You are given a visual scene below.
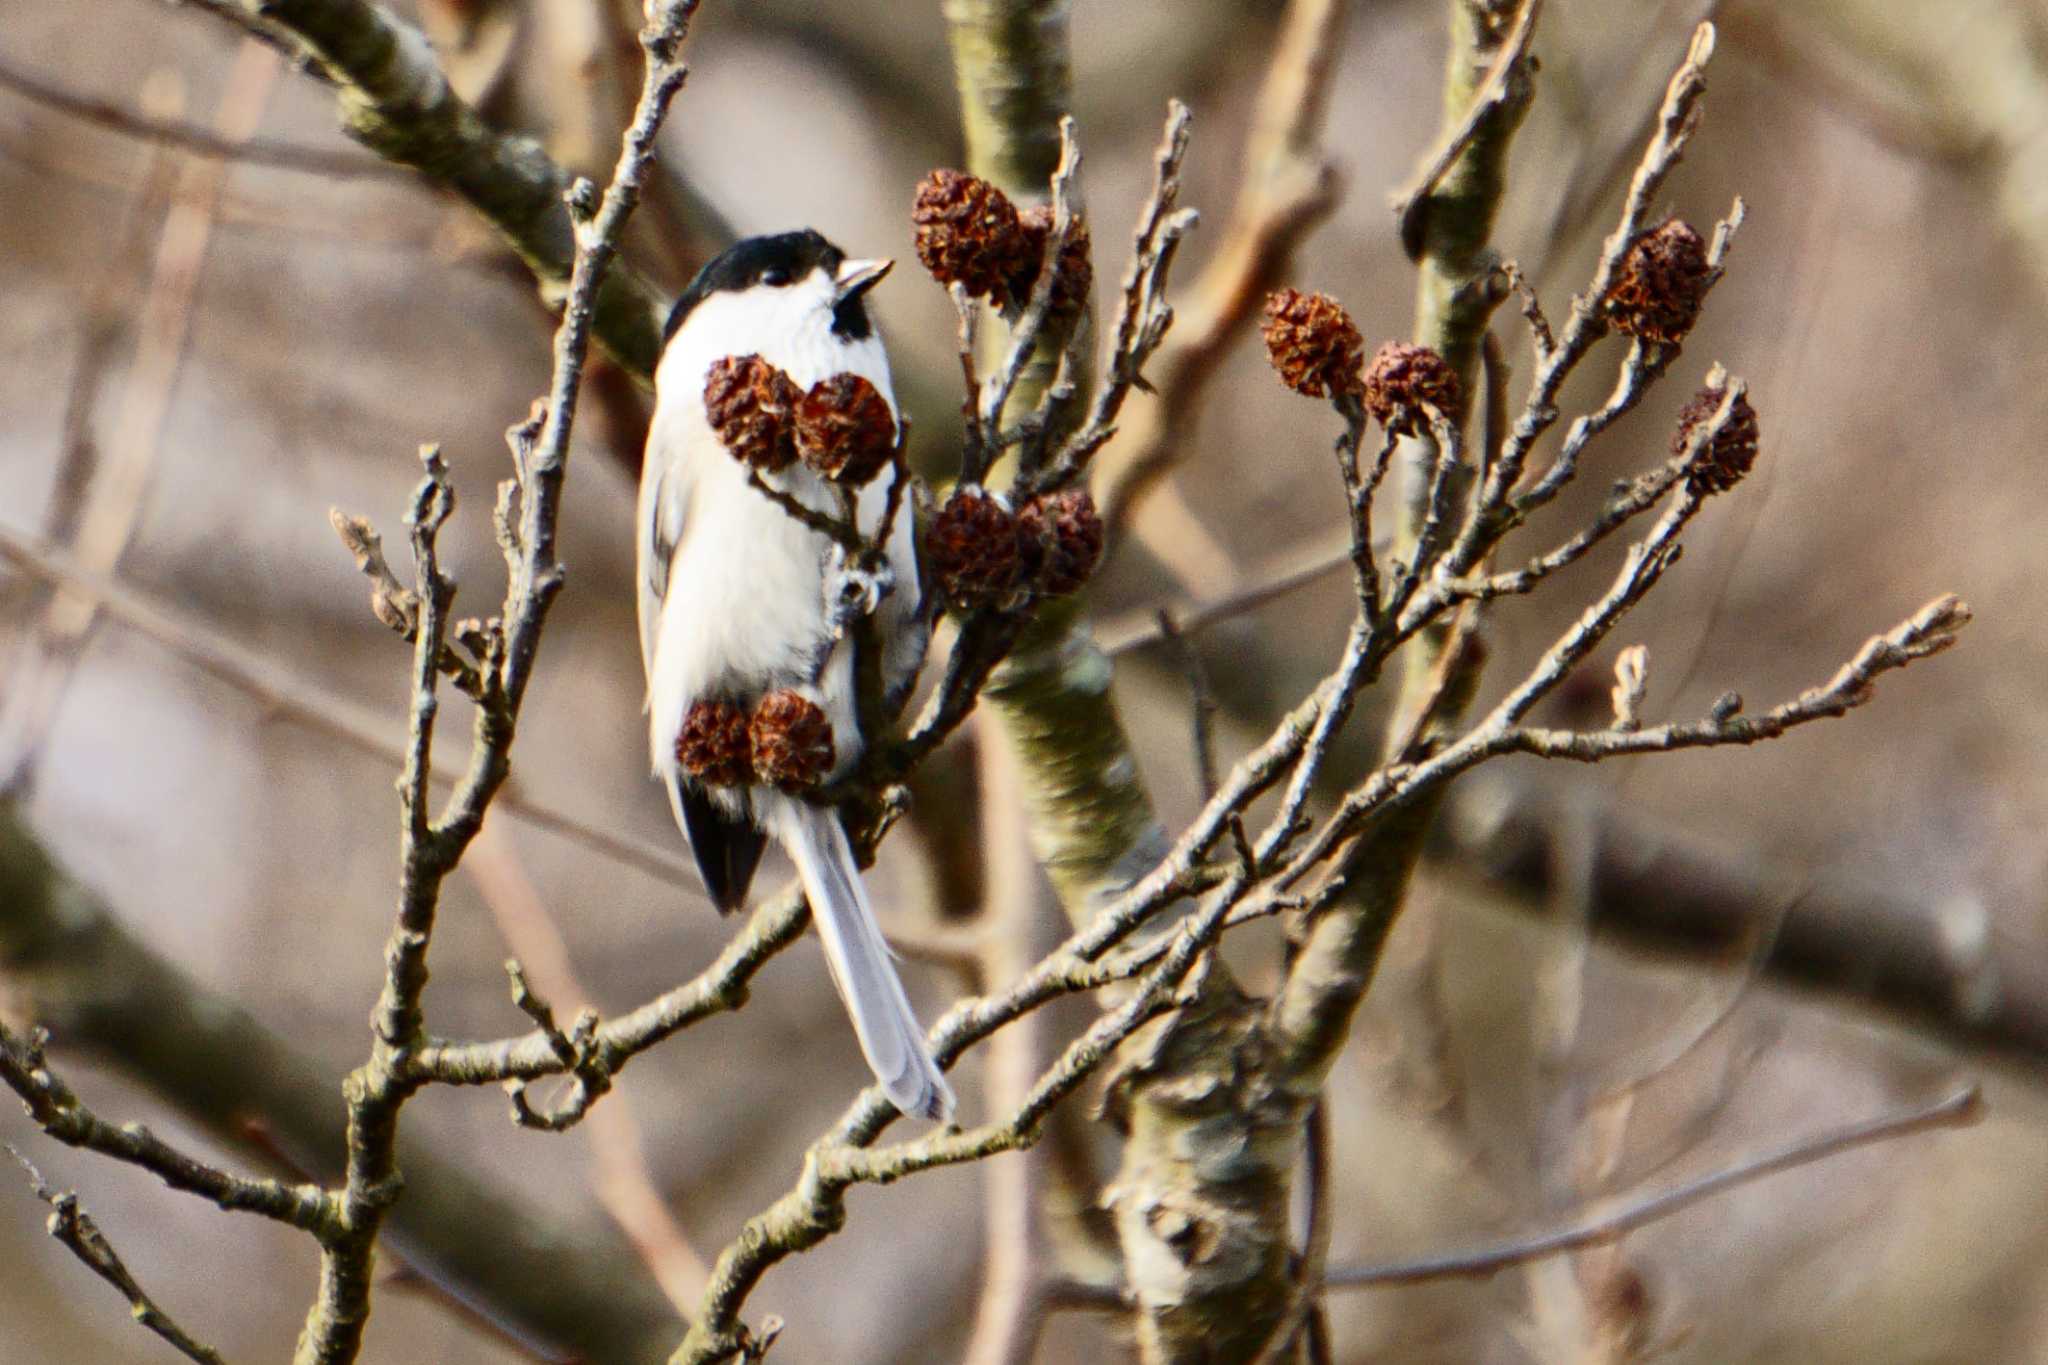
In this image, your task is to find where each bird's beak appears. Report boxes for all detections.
[834,257,893,304]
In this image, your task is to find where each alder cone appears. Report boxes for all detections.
[911,169,1033,304]
[1361,341,1460,435]
[1017,488,1104,596]
[704,354,801,471]
[795,373,897,486]
[676,700,752,787]
[1606,218,1712,346]
[1673,384,1759,495]
[1261,289,1364,399]
[1007,205,1093,317]
[749,690,836,792]
[926,488,1025,609]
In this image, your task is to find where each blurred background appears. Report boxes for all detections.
[4,0,2048,1360]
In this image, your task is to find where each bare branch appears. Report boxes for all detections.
[1284,594,1971,885]
[8,1147,228,1365]
[328,504,489,700]
[1450,22,1722,570]
[0,1022,332,1234]
[294,10,703,1361]
[0,523,702,890]
[1032,101,1200,493]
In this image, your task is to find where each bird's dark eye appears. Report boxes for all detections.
[760,268,791,287]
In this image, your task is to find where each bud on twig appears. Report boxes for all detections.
[676,700,753,787]
[1361,341,1460,435]
[1673,383,1759,495]
[926,488,1025,609]
[1611,644,1649,732]
[749,690,835,792]
[705,355,802,472]
[1261,289,1364,398]
[912,170,1035,306]
[1606,218,1712,346]
[1017,488,1105,596]
[795,373,897,486]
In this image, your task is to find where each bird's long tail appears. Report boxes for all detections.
[775,799,955,1121]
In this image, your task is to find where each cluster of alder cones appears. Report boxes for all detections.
[910,168,1092,318]
[907,165,1107,610]
[676,689,836,793]
[1260,288,1462,435]
[925,484,1104,610]
[705,356,898,487]
[1259,214,1755,493]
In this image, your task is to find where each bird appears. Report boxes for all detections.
[637,229,955,1122]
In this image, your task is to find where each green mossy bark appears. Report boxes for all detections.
[262,0,668,376]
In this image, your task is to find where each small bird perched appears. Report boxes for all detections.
[638,229,954,1121]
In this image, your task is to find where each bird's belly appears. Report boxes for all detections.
[654,467,835,710]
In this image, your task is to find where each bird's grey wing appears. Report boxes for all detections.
[636,449,687,680]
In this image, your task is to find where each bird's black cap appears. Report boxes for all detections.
[663,229,875,344]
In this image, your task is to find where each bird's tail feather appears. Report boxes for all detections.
[776,800,955,1122]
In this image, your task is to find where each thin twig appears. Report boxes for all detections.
[0,47,400,179]
[0,523,703,888]
[1323,1083,1983,1287]
[1030,101,1199,494]
[1094,0,1349,533]
[1446,22,1721,577]
[463,822,712,1309]
[0,1023,332,1233]
[7,1147,229,1365]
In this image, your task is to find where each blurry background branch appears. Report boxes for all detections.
[1092,0,1350,598]
[0,803,684,1362]
[1321,1081,1982,1289]
[164,0,673,375]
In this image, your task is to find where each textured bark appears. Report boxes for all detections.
[1102,980,1303,1364]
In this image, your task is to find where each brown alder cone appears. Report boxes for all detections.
[1008,204,1094,318]
[1361,341,1460,436]
[911,169,1034,305]
[1605,218,1712,346]
[749,690,836,792]
[1261,289,1365,398]
[926,488,1025,609]
[1673,384,1760,495]
[704,354,802,471]
[676,700,753,787]
[1017,488,1105,596]
[794,373,897,486]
